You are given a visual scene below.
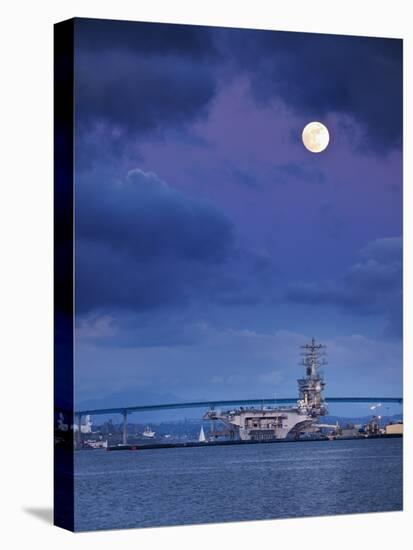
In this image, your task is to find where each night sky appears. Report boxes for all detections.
[73,19,402,414]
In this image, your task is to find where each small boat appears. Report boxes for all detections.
[142,426,156,438]
[198,425,206,443]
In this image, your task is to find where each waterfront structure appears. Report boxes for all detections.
[73,414,93,434]
[385,422,403,435]
[204,338,328,441]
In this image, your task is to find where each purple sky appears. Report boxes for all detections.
[73,19,402,416]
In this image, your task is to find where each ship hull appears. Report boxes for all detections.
[205,407,317,441]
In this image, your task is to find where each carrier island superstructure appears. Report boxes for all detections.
[204,338,328,441]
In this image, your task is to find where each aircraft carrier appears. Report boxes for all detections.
[204,337,328,441]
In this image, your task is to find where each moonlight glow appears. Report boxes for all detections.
[302,121,330,153]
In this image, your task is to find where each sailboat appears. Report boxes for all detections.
[198,425,206,443]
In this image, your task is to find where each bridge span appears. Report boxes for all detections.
[76,396,403,417]
[74,396,403,445]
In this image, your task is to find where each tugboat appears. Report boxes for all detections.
[142,426,156,438]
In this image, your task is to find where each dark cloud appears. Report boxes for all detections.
[74,20,220,170]
[77,169,232,262]
[75,169,276,316]
[75,169,232,313]
[75,18,219,59]
[286,237,402,337]
[75,53,216,137]
[224,29,402,152]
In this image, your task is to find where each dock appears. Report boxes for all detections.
[104,433,402,452]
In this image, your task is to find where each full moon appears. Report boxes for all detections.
[302,121,330,153]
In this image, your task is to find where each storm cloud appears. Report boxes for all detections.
[75,169,276,316]
[223,29,402,152]
[286,237,402,337]
[74,19,219,171]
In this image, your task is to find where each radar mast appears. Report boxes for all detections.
[297,337,327,416]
